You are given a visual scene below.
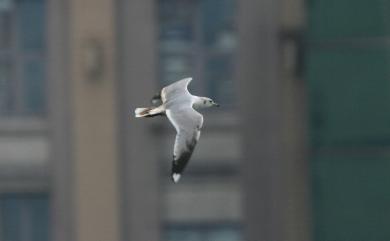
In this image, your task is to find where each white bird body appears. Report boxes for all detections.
[135,78,219,183]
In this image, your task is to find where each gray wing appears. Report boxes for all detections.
[161,77,192,103]
[166,106,203,182]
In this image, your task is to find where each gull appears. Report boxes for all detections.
[135,77,219,183]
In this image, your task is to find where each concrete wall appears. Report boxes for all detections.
[50,0,121,241]
[237,0,310,241]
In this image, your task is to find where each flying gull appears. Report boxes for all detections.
[135,77,219,183]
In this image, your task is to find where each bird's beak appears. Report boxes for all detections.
[214,102,220,107]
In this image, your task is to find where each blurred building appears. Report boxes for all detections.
[306,1,390,241]
[0,0,389,241]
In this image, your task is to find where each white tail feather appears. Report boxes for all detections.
[135,107,150,117]
[135,106,165,118]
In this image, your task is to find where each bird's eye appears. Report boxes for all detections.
[209,100,212,103]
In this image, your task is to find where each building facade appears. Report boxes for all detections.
[4,0,389,241]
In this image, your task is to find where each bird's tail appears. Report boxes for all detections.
[135,106,165,118]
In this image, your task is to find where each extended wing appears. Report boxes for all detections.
[166,107,203,183]
[161,77,192,103]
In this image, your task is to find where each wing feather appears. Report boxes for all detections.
[166,107,203,182]
[161,77,192,103]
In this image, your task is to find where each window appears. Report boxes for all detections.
[0,193,50,241]
[157,2,242,240]
[0,0,46,116]
[0,0,49,238]
[158,0,237,107]
[165,224,242,241]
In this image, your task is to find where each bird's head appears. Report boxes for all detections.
[199,97,219,108]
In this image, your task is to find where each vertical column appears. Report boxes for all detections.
[48,0,74,241]
[117,1,161,241]
[236,0,286,241]
[68,0,120,241]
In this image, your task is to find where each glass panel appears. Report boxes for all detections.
[0,0,14,11]
[23,59,46,114]
[0,0,46,117]
[0,59,14,114]
[166,229,203,241]
[308,0,389,40]
[205,55,234,106]
[0,11,12,50]
[161,54,194,86]
[307,48,390,147]
[158,0,237,107]
[201,0,236,50]
[166,225,242,241]
[0,194,50,241]
[17,0,45,51]
[159,0,195,46]
[207,228,242,241]
[308,2,390,241]
[159,0,196,88]
[312,156,390,241]
[1,196,22,241]
[30,196,50,241]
